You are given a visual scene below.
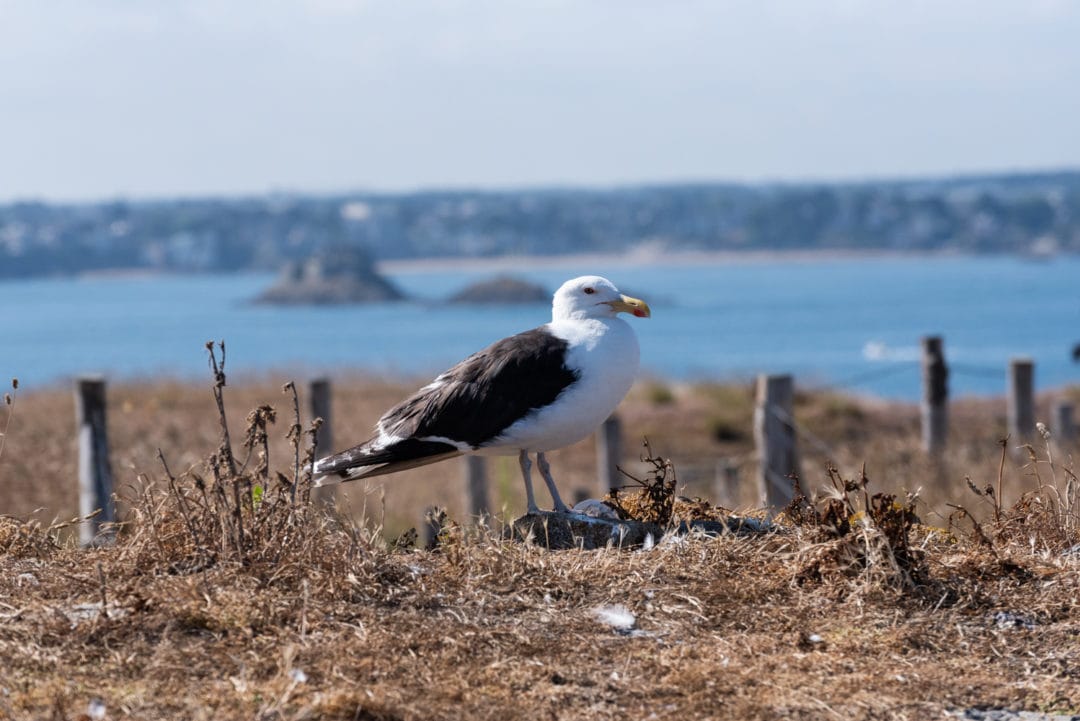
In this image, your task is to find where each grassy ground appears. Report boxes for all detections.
[2,475,1079,720]
[1,370,1080,719]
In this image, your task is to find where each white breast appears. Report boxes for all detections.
[480,316,640,453]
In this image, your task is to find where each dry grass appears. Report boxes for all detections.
[2,477,1080,719]
[3,360,1080,719]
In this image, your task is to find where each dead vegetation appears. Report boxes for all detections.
[602,440,679,525]
[601,439,734,527]
[2,355,1080,719]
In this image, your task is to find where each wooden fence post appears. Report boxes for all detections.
[1007,358,1035,442]
[596,415,622,494]
[920,335,948,454]
[714,459,740,508]
[464,456,489,518]
[76,376,115,547]
[754,374,799,510]
[308,378,335,507]
[1054,400,1076,446]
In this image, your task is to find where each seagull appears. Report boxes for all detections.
[312,275,651,514]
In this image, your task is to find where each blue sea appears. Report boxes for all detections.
[1,255,1078,400]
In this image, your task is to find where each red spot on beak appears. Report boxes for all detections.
[633,309,647,318]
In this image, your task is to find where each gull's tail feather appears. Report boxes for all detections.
[312,438,464,487]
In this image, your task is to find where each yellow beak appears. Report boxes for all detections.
[606,294,651,318]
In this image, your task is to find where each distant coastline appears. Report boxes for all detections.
[4,169,1078,280]
[378,248,972,274]
[64,247,1063,281]
[64,248,973,280]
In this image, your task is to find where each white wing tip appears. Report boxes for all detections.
[312,473,341,488]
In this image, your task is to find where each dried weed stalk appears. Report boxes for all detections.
[602,439,733,525]
[0,377,17,466]
[951,430,1080,555]
[603,438,677,524]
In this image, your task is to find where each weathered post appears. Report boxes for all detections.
[463,455,489,518]
[714,459,740,508]
[1007,358,1035,442]
[754,374,799,510]
[920,335,948,454]
[76,376,115,547]
[596,415,622,494]
[309,377,335,507]
[1053,400,1076,446]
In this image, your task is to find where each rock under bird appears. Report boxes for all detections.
[312,275,651,514]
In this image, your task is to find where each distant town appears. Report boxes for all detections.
[1,170,1078,279]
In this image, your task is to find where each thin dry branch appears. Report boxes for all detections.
[0,377,18,467]
[157,448,203,553]
[205,340,237,477]
[282,381,302,505]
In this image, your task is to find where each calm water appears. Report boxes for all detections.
[1,256,1078,400]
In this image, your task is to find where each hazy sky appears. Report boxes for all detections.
[2,0,1079,202]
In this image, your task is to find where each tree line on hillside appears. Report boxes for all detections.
[1,171,1078,278]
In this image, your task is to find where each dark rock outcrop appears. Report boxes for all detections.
[448,275,549,304]
[254,246,405,305]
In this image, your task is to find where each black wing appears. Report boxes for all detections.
[380,326,579,447]
[314,327,579,480]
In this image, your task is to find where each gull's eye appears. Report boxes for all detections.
[583,287,596,295]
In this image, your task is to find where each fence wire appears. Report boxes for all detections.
[804,361,916,395]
